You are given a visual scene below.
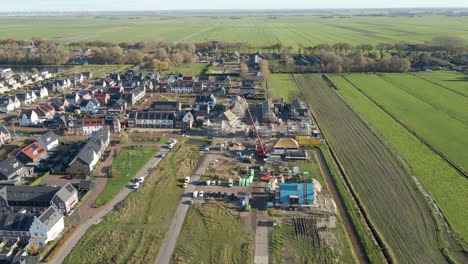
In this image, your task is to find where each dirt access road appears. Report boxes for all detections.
[50,147,171,264]
[154,153,224,264]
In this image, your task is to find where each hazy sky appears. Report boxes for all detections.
[2,0,468,12]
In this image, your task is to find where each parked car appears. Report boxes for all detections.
[65,174,73,180]
[193,191,198,197]
[199,191,204,197]
[206,180,211,186]
[183,183,188,188]
[138,177,145,183]
[133,182,140,189]
[187,199,194,205]
[185,176,191,183]
[216,180,222,186]
[228,178,233,187]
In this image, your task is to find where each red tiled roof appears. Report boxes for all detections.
[18,142,46,160]
[83,119,104,127]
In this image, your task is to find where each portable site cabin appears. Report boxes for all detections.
[278,183,314,205]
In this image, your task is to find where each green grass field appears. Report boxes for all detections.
[64,144,200,264]
[332,74,468,250]
[0,14,467,46]
[344,74,468,172]
[171,202,253,264]
[93,146,159,207]
[412,71,468,97]
[294,74,446,264]
[268,74,298,102]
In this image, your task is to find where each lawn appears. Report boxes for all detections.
[268,74,298,102]
[412,71,468,97]
[93,145,158,207]
[332,74,468,251]
[162,63,210,76]
[294,74,446,264]
[130,136,169,143]
[171,202,254,264]
[344,74,468,172]
[64,144,200,264]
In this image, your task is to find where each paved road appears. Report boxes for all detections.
[254,223,269,264]
[154,153,220,264]
[50,147,171,264]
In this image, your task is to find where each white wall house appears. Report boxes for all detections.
[19,110,41,126]
[29,206,64,246]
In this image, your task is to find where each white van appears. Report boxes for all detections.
[193,191,198,197]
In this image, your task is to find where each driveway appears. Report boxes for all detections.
[154,153,223,264]
[50,147,171,264]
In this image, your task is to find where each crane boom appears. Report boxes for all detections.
[244,99,266,157]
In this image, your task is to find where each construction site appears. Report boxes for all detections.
[189,96,348,263]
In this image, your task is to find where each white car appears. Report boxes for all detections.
[228,178,233,187]
[138,177,145,183]
[199,191,204,197]
[183,183,188,188]
[185,176,191,183]
[133,182,140,189]
[206,180,211,186]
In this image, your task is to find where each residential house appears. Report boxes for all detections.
[67,129,110,174]
[124,86,145,105]
[214,75,232,88]
[44,82,60,94]
[174,111,194,130]
[37,131,59,151]
[50,99,69,112]
[64,93,80,107]
[36,103,56,122]
[0,98,15,113]
[79,99,100,114]
[28,205,65,245]
[150,101,181,112]
[0,184,78,214]
[30,86,49,99]
[93,91,110,105]
[9,96,21,109]
[82,72,93,80]
[76,89,92,101]
[0,158,33,185]
[67,118,120,135]
[103,116,121,133]
[247,52,265,69]
[195,94,217,109]
[18,110,41,126]
[0,125,11,147]
[0,206,64,245]
[15,142,47,165]
[107,85,124,95]
[107,98,127,114]
[49,114,74,129]
[290,98,310,120]
[67,119,103,136]
[128,111,175,129]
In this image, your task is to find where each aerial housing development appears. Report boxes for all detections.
[0,4,466,264]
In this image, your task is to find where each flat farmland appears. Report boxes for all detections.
[268,74,298,102]
[0,14,467,46]
[293,74,446,264]
[331,75,468,254]
[344,74,468,172]
[412,71,468,97]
